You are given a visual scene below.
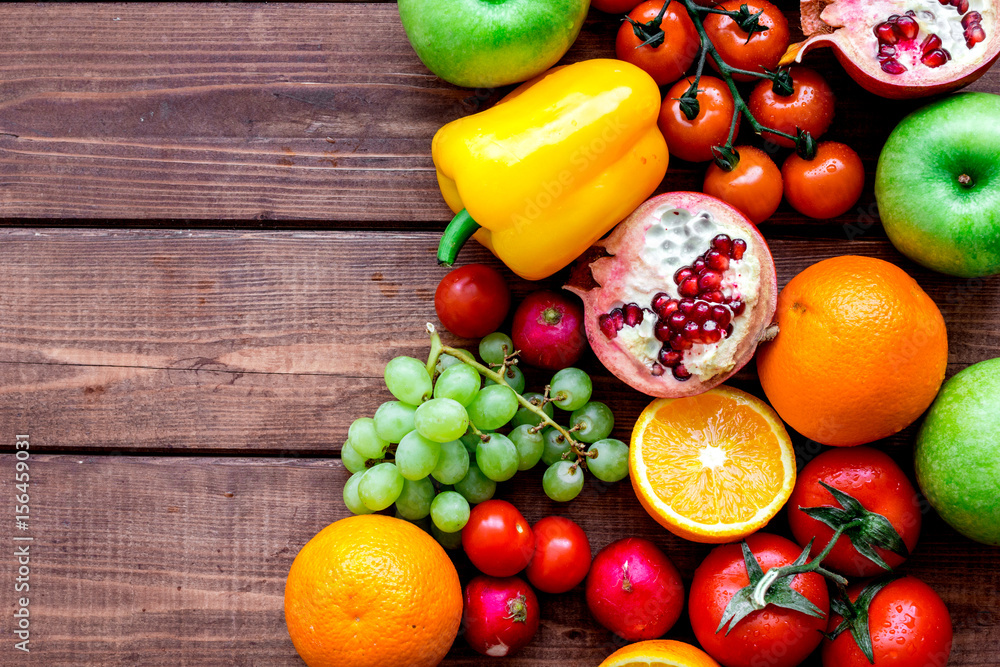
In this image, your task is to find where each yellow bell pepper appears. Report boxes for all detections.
[433,58,669,281]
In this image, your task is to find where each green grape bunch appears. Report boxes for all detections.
[340,323,632,550]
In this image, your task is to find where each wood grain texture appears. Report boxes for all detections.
[2,2,997,228]
[0,228,996,453]
[1,455,997,666]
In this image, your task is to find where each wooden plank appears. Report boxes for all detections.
[2,455,998,666]
[3,3,998,227]
[0,228,997,453]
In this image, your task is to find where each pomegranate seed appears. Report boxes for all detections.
[724,324,734,338]
[711,305,732,327]
[682,320,702,342]
[693,260,708,276]
[881,58,908,74]
[922,48,950,67]
[679,277,700,298]
[878,43,897,58]
[730,300,746,316]
[711,234,732,255]
[705,250,730,272]
[698,270,723,291]
[670,334,693,351]
[921,34,942,53]
[967,25,986,47]
[956,0,969,13]
[896,15,918,39]
[679,298,696,315]
[651,363,665,377]
[701,320,722,344]
[674,267,694,285]
[654,320,672,342]
[672,364,692,381]
[658,348,682,367]
[875,21,899,44]
[669,311,688,331]
[703,290,724,303]
[730,239,747,260]
[623,303,644,327]
[963,12,982,28]
[691,302,711,324]
[598,313,618,339]
[652,293,677,317]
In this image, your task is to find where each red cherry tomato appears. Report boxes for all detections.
[525,516,591,594]
[822,576,953,667]
[703,0,790,82]
[703,145,783,225]
[788,446,921,578]
[462,500,535,577]
[749,67,835,149]
[782,141,865,219]
[659,76,740,163]
[592,0,643,12]
[434,264,510,339]
[689,533,831,667]
[616,1,700,86]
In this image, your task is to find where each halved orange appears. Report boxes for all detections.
[599,639,721,667]
[629,385,795,544]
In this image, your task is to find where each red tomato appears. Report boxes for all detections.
[782,142,865,220]
[659,76,740,163]
[525,516,591,594]
[788,446,921,577]
[749,67,835,149]
[689,533,830,667]
[592,0,643,12]
[434,264,510,339]
[822,576,953,667]
[703,145,783,225]
[462,500,534,577]
[703,1,790,82]
[615,1,700,86]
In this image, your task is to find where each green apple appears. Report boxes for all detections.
[915,357,1000,546]
[875,92,1000,278]
[397,0,590,89]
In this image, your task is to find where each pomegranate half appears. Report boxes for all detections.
[565,192,777,398]
[783,0,1000,99]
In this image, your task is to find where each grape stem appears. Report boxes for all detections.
[425,323,589,462]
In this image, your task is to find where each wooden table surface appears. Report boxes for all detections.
[2,3,998,666]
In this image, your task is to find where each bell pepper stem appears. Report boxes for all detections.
[437,209,481,267]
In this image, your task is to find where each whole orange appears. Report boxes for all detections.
[284,514,462,667]
[756,255,947,446]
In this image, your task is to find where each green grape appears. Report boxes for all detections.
[541,427,573,466]
[434,363,481,406]
[435,353,463,375]
[512,392,555,428]
[460,431,482,454]
[479,332,514,365]
[484,365,526,394]
[587,438,630,483]
[358,462,404,511]
[467,384,519,430]
[395,431,441,480]
[394,476,436,520]
[543,461,585,502]
[341,440,368,474]
[431,439,470,485]
[348,417,388,459]
[343,471,374,515]
[373,401,417,443]
[430,491,471,533]
[384,356,433,405]
[455,462,497,504]
[432,522,464,550]
[414,398,470,443]
[550,367,593,411]
[476,433,519,482]
[509,424,545,470]
[569,401,615,443]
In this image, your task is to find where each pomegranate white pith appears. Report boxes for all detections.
[566,192,777,398]
[789,0,1000,98]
